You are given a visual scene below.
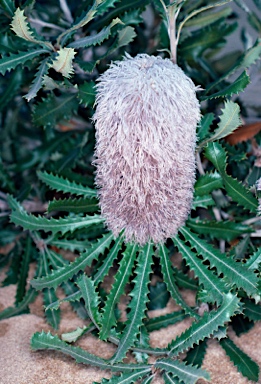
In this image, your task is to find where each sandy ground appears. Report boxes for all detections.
[0,281,261,384]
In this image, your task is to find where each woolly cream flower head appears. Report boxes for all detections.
[93,54,201,245]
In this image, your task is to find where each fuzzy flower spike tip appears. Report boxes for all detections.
[93,54,201,245]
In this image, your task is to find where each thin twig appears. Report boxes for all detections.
[59,0,73,24]
[29,17,65,31]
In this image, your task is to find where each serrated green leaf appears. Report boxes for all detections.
[0,0,15,16]
[68,18,122,49]
[155,358,210,384]
[33,93,78,128]
[205,142,258,212]
[220,338,259,382]
[31,331,151,372]
[99,369,152,384]
[15,236,31,304]
[185,6,232,28]
[110,243,153,363]
[197,113,214,142]
[180,227,259,297]
[116,25,136,48]
[10,209,104,235]
[61,324,93,343]
[194,172,223,196]
[187,219,253,241]
[174,236,226,305]
[148,282,170,310]
[48,237,91,252]
[168,293,239,356]
[11,8,38,44]
[99,243,137,340]
[206,38,261,93]
[49,47,76,78]
[77,274,101,328]
[202,71,250,101]
[199,101,242,147]
[31,233,114,290]
[159,244,199,319]
[243,298,261,321]
[24,58,49,101]
[192,195,216,209]
[0,287,36,320]
[45,290,82,311]
[172,267,198,291]
[146,311,187,332]
[38,171,97,198]
[48,197,99,214]
[43,287,61,329]
[163,372,180,384]
[245,248,261,270]
[0,49,49,75]
[185,340,208,367]
[78,81,95,107]
[93,235,123,284]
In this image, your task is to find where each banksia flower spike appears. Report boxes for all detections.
[93,54,201,245]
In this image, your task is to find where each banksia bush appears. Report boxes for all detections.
[93,53,201,244]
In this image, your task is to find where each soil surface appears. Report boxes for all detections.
[0,280,261,384]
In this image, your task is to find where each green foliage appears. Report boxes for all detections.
[1,1,261,383]
[220,338,259,381]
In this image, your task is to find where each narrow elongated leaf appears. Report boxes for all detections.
[168,293,240,356]
[0,49,49,75]
[62,324,94,343]
[174,236,226,305]
[48,197,99,213]
[186,6,232,28]
[159,244,199,319]
[99,243,138,340]
[194,172,223,196]
[48,237,91,252]
[38,171,97,198]
[77,274,101,328]
[110,243,153,363]
[199,101,242,147]
[192,195,216,209]
[93,235,123,285]
[202,71,250,101]
[187,219,253,241]
[31,331,151,372]
[146,311,187,332]
[43,288,60,329]
[0,288,37,320]
[31,233,114,290]
[245,248,261,270]
[185,340,208,367]
[243,298,261,321]
[197,113,214,142]
[15,236,31,304]
[0,0,15,16]
[45,290,82,311]
[206,38,261,92]
[33,93,78,128]
[68,18,122,49]
[180,227,259,297]
[10,209,104,235]
[24,58,49,101]
[154,358,210,384]
[100,369,152,384]
[220,338,259,382]
[172,267,198,291]
[205,142,258,212]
